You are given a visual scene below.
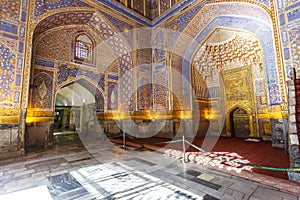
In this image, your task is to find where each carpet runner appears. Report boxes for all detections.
[110,136,290,180]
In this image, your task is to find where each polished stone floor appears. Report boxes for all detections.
[0,132,299,200]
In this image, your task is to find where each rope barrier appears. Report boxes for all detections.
[184,140,300,172]
[146,139,300,172]
[150,139,183,145]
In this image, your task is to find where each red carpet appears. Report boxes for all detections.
[110,136,290,180]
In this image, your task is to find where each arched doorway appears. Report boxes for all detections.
[54,78,104,135]
[230,108,250,138]
[25,8,130,150]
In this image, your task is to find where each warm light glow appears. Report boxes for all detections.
[112,111,128,120]
[203,109,213,119]
[180,111,192,119]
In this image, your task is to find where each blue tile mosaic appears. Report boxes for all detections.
[0,44,16,102]
[284,48,290,60]
[34,0,91,19]
[281,31,287,43]
[277,0,283,9]
[18,42,24,53]
[288,20,300,28]
[16,74,21,86]
[57,65,106,91]
[287,8,300,22]
[286,66,293,78]
[286,1,300,11]
[255,0,270,8]
[279,14,285,26]
[20,26,25,37]
[21,11,27,22]
[2,33,18,40]
[108,74,118,80]
[31,69,54,108]
[14,91,20,103]
[17,58,23,70]
[34,58,55,68]
[0,21,18,34]
[100,11,134,47]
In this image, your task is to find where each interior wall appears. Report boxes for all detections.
[0,0,28,157]
[0,0,298,160]
[164,1,289,143]
[24,2,137,148]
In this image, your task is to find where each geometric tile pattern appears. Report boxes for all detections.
[137,65,152,110]
[0,43,16,104]
[153,64,168,110]
[0,0,21,21]
[32,9,134,111]
[255,0,270,8]
[99,11,134,48]
[277,0,299,85]
[35,27,80,62]
[168,2,271,49]
[289,26,300,71]
[34,24,117,68]
[33,11,94,40]
[89,13,134,111]
[34,0,90,19]
[57,64,105,91]
[31,68,54,109]
[153,28,166,62]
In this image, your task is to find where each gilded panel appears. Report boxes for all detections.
[221,66,255,112]
[0,108,20,124]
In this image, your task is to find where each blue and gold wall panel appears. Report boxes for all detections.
[276,0,300,78]
[0,0,27,123]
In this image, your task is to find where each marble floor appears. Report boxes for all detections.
[0,132,299,200]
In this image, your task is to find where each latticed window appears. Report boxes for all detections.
[74,34,93,63]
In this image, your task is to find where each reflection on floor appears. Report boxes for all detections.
[49,162,204,199]
[0,131,299,200]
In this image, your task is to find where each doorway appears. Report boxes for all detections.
[54,79,104,145]
[230,108,250,138]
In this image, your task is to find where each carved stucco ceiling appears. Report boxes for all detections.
[192,28,262,90]
[206,29,237,46]
[194,28,261,70]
